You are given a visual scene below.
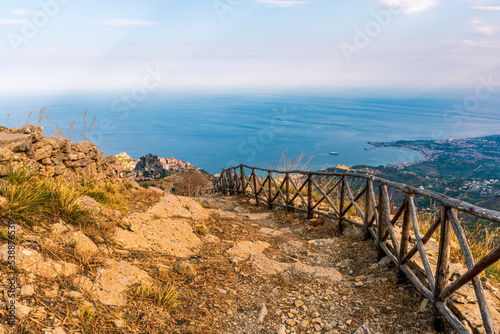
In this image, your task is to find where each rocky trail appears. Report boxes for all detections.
[170,194,438,334]
[1,191,443,334]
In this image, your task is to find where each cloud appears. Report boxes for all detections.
[0,19,24,25]
[470,18,498,35]
[11,9,27,16]
[461,0,500,10]
[459,39,500,47]
[379,0,438,13]
[472,5,500,9]
[255,0,308,7]
[92,19,159,26]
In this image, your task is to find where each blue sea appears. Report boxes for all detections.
[1,91,499,174]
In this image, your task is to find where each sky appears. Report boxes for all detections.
[0,0,499,92]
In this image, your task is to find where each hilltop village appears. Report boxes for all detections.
[115,152,200,180]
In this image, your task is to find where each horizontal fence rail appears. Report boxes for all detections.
[215,164,500,334]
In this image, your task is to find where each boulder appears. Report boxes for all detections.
[174,261,196,276]
[0,245,77,278]
[62,231,99,256]
[227,241,270,260]
[147,194,209,220]
[0,133,32,152]
[113,216,202,258]
[89,259,152,306]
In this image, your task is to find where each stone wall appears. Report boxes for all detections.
[0,126,125,183]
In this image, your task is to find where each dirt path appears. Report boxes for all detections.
[169,194,439,334]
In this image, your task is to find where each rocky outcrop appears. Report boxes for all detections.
[134,154,165,176]
[82,259,153,306]
[0,245,77,279]
[0,126,124,183]
[113,194,207,257]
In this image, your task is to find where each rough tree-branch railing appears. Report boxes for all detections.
[215,164,500,334]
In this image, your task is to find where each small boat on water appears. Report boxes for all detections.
[329,152,339,155]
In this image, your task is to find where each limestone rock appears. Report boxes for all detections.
[112,320,126,329]
[75,196,101,212]
[245,212,271,220]
[90,259,152,306]
[202,234,220,243]
[343,224,363,238]
[258,227,283,236]
[353,321,372,334]
[174,261,196,276]
[0,132,32,152]
[227,241,271,260]
[113,216,202,258]
[20,285,35,297]
[51,221,72,234]
[64,291,84,300]
[147,194,209,220]
[257,303,268,323]
[53,327,67,334]
[289,262,343,281]
[251,253,289,274]
[62,231,99,256]
[0,245,77,278]
[308,238,339,246]
[324,218,336,229]
[419,299,429,313]
[16,303,31,319]
[378,256,392,266]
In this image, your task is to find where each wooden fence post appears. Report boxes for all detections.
[338,176,346,233]
[377,184,387,260]
[433,205,451,331]
[240,166,245,194]
[397,197,411,283]
[364,179,372,240]
[233,168,238,195]
[268,172,273,209]
[286,173,291,211]
[253,169,258,205]
[307,175,313,219]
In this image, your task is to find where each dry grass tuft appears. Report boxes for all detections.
[0,166,93,227]
[193,223,209,236]
[128,282,179,310]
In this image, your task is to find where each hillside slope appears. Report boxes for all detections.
[1,188,447,334]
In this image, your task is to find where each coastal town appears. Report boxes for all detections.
[348,135,500,208]
[368,136,500,168]
[115,152,200,180]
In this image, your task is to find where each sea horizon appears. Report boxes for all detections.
[1,90,499,174]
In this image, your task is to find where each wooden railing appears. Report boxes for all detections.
[215,164,500,334]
